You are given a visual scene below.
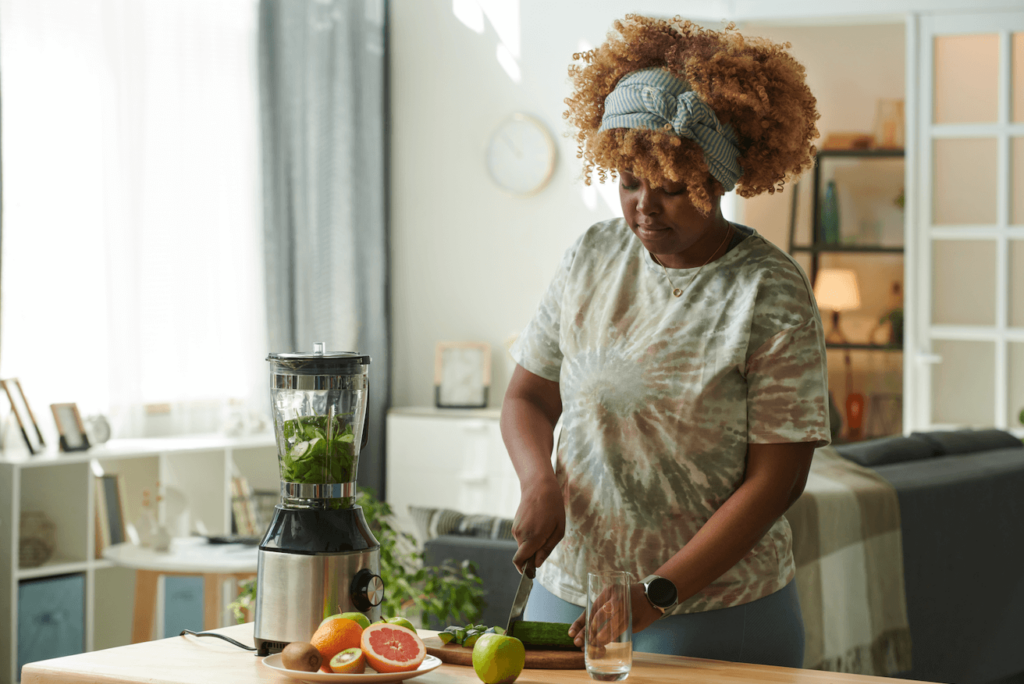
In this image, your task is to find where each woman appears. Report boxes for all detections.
[501,15,829,667]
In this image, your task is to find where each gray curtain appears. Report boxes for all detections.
[259,0,390,497]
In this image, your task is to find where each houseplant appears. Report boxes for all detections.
[229,487,484,628]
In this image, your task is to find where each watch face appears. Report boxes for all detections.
[646,577,678,607]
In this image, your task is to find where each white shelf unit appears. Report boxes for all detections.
[0,433,278,684]
[385,407,520,543]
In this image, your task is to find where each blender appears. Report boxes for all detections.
[253,343,385,656]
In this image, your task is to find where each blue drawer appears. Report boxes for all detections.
[17,574,85,675]
[164,575,204,637]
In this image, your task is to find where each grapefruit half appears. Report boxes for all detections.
[359,622,426,673]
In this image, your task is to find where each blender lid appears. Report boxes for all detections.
[268,343,370,373]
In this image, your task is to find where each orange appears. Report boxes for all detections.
[360,622,426,673]
[310,617,363,673]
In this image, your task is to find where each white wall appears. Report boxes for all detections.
[389,1,907,409]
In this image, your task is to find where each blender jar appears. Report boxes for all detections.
[268,343,369,508]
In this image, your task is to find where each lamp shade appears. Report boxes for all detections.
[813,268,861,311]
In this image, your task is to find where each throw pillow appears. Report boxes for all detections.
[834,434,936,467]
[910,428,1024,456]
[409,505,514,542]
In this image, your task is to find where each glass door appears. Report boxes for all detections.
[908,12,1024,432]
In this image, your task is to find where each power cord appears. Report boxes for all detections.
[180,629,257,652]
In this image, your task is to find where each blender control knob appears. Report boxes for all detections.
[351,569,385,611]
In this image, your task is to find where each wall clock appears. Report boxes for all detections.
[485,113,556,196]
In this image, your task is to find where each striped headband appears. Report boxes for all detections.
[598,67,743,191]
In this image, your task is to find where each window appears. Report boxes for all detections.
[0,0,267,442]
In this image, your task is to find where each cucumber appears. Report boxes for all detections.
[509,621,579,650]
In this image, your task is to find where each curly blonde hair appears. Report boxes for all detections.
[564,14,820,215]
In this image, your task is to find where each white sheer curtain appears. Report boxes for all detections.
[0,0,267,444]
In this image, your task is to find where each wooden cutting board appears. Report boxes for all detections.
[422,636,586,669]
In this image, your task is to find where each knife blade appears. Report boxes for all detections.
[505,558,534,636]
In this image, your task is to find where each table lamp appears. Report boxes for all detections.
[813,268,861,344]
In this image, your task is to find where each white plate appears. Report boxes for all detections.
[262,654,442,683]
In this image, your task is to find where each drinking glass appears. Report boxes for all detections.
[585,571,632,681]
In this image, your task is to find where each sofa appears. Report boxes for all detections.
[419,428,1024,684]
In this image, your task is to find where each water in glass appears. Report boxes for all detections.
[586,641,632,681]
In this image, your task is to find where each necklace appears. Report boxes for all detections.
[653,224,733,298]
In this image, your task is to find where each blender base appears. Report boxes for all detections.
[255,637,290,657]
[252,506,383,653]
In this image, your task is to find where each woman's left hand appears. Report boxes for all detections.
[567,583,664,648]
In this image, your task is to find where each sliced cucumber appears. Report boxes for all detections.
[439,623,508,647]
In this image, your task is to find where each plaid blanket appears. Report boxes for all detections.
[786,446,913,676]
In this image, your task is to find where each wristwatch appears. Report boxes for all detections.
[640,574,678,614]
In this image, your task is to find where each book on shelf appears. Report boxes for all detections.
[94,477,110,557]
[230,475,260,536]
[93,474,127,556]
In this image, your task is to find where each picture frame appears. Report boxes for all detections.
[434,342,491,409]
[50,403,91,452]
[2,378,46,455]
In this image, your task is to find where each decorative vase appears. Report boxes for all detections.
[151,524,172,552]
[821,180,840,245]
[134,489,157,547]
[19,511,56,568]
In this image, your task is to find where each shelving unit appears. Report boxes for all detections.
[789,149,906,440]
[0,433,277,684]
[789,148,905,283]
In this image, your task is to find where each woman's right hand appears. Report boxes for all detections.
[502,364,564,577]
[511,472,565,576]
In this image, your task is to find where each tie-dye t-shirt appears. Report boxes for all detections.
[510,218,831,614]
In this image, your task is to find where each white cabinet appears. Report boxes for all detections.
[0,434,277,684]
[385,408,520,542]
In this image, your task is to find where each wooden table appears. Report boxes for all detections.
[20,624,923,684]
[103,538,258,643]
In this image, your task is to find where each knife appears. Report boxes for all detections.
[505,558,534,636]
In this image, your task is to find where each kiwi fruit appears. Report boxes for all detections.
[280,641,322,672]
